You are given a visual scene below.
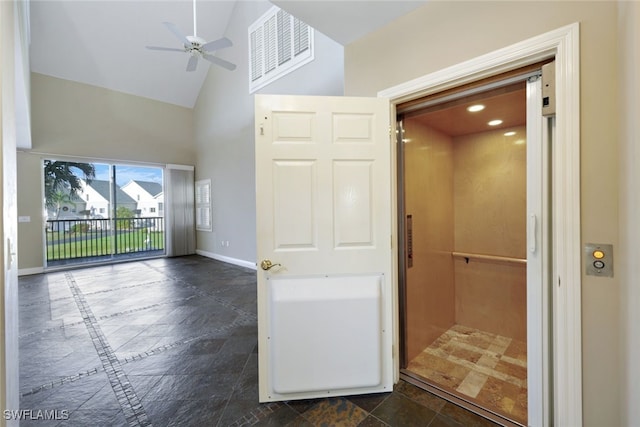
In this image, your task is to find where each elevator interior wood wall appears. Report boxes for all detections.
[404,120,527,361]
[453,127,527,341]
[404,119,455,362]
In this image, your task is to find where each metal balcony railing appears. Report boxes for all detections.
[45,217,165,263]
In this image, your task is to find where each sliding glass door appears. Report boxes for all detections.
[44,159,165,266]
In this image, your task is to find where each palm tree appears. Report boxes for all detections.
[48,191,75,219]
[44,160,95,209]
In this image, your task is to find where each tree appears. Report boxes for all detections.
[44,160,96,209]
[48,191,75,219]
[115,206,135,229]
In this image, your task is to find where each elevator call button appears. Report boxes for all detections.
[585,243,613,278]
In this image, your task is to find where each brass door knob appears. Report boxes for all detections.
[260,259,281,271]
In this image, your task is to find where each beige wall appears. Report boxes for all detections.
[618,0,640,424]
[16,151,44,270]
[345,2,620,425]
[29,73,195,163]
[17,73,196,271]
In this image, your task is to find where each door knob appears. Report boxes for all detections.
[260,259,281,271]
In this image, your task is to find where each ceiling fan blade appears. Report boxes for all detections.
[201,37,232,52]
[146,46,185,52]
[203,54,237,71]
[163,21,191,46]
[186,55,198,72]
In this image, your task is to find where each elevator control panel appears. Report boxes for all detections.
[584,243,613,277]
[542,61,556,117]
[406,215,413,268]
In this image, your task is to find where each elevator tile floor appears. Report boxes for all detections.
[407,325,527,425]
[19,256,500,426]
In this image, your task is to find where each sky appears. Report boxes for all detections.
[91,163,163,187]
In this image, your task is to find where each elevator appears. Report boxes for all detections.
[398,72,548,426]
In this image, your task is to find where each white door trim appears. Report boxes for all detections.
[379,23,581,427]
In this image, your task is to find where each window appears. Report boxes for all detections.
[150,207,156,213]
[195,179,212,232]
[249,6,314,93]
[43,159,166,266]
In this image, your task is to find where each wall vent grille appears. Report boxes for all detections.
[249,6,314,93]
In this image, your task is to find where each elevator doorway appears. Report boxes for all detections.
[398,75,545,426]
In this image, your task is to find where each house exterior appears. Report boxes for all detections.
[154,192,164,218]
[45,193,86,220]
[121,180,164,217]
[44,179,138,220]
[44,179,139,234]
[79,179,137,218]
[78,179,109,218]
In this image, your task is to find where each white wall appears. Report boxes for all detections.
[1,0,20,422]
[618,1,640,424]
[14,0,30,150]
[193,0,344,266]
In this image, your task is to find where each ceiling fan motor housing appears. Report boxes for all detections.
[186,35,207,55]
[186,35,207,46]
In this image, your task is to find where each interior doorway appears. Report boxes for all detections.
[398,77,541,426]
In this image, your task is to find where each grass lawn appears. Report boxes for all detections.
[47,229,165,260]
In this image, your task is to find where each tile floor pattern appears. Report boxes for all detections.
[407,325,528,425]
[19,255,501,426]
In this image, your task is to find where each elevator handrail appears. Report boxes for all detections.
[451,251,527,265]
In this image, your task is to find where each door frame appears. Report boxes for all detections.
[379,23,581,426]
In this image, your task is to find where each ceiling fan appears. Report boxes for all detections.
[146,0,236,72]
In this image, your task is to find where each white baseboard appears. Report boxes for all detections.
[18,267,45,276]
[195,250,257,270]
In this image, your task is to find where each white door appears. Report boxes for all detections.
[255,94,394,402]
[526,75,551,426]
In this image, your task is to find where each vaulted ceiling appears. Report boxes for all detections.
[29,0,428,108]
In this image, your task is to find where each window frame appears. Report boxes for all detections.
[195,179,212,232]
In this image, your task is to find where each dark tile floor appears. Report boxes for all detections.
[19,255,500,426]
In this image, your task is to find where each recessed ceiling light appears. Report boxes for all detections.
[504,131,516,136]
[488,119,503,126]
[467,104,485,112]
[515,139,526,145]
